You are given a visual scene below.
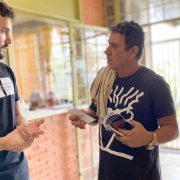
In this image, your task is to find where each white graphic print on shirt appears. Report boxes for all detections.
[99,86,144,160]
[0,77,14,98]
[108,86,144,121]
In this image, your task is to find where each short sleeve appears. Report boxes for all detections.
[6,66,20,102]
[152,77,176,119]
[89,101,97,112]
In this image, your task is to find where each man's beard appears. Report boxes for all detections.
[0,52,5,59]
[0,44,9,60]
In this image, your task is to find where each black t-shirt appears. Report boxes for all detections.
[90,66,176,180]
[0,63,29,180]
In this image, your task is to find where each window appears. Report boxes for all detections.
[12,15,72,104]
[105,0,180,27]
[70,24,109,106]
[105,0,116,28]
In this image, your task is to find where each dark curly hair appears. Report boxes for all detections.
[0,1,15,19]
[110,21,145,59]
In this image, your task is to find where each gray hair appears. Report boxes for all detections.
[29,91,44,106]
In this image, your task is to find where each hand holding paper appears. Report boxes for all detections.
[69,108,95,123]
[69,108,95,129]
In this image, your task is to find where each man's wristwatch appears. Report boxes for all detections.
[145,132,158,150]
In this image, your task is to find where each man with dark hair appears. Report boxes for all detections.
[110,21,145,59]
[0,2,44,180]
[69,21,179,180]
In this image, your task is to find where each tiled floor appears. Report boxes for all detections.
[160,148,180,180]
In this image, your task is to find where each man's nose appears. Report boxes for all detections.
[6,34,12,45]
[104,46,111,55]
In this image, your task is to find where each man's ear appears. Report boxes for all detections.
[129,46,139,58]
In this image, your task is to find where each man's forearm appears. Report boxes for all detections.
[155,125,179,145]
[16,115,29,126]
[0,137,5,151]
[15,101,29,126]
[86,108,98,126]
[155,114,179,145]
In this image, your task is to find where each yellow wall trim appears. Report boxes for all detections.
[7,0,80,22]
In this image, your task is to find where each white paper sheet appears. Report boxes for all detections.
[69,108,95,123]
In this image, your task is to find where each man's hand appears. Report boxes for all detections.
[2,129,34,152]
[16,119,45,141]
[69,109,87,129]
[115,120,152,148]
